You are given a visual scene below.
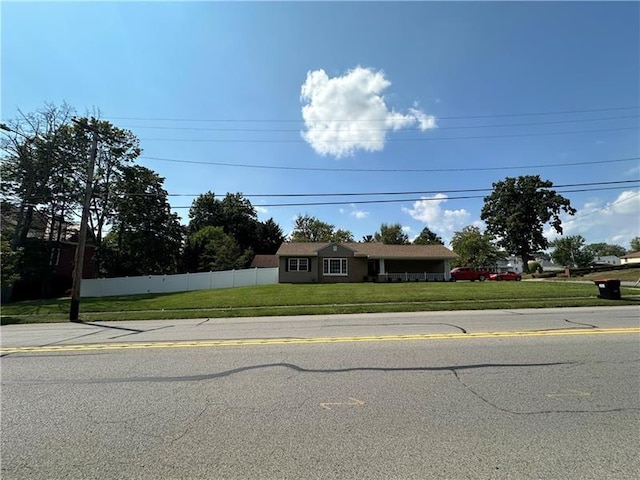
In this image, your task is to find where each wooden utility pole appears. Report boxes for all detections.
[69,122,99,322]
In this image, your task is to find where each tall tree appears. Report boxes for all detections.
[188,191,223,234]
[630,236,640,253]
[413,226,444,245]
[1,107,143,289]
[102,166,184,277]
[219,193,258,251]
[184,226,252,272]
[450,226,505,268]
[550,235,593,268]
[481,175,576,273]
[188,192,259,251]
[332,229,355,242]
[253,218,285,254]
[374,223,409,245]
[291,215,333,242]
[82,119,141,268]
[585,242,627,258]
[1,103,82,249]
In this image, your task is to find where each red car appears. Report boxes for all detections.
[450,267,491,282]
[489,271,522,281]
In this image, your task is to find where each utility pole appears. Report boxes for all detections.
[69,120,99,322]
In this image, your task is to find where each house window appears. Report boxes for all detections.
[288,258,309,272]
[323,258,348,276]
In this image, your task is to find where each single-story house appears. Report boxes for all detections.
[620,251,640,265]
[276,242,459,283]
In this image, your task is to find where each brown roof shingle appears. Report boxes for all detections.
[250,254,279,268]
[276,242,458,260]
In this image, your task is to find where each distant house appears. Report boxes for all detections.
[620,251,640,265]
[276,242,458,283]
[592,255,621,267]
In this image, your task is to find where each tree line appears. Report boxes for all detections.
[2,104,638,299]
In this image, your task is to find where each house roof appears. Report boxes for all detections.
[276,242,459,260]
[250,254,279,268]
[622,251,640,259]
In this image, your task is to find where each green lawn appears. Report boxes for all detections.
[2,281,638,325]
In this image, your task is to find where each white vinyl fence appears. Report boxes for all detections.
[80,268,279,298]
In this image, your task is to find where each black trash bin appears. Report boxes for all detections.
[593,279,621,300]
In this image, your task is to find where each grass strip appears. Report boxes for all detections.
[2,282,638,325]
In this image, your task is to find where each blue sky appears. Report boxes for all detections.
[2,1,639,249]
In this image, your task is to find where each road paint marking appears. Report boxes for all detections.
[1,327,638,355]
[545,389,591,399]
[320,397,366,411]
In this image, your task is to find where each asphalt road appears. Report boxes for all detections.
[1,306,639,479]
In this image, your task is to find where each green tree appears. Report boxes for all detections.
[1,238,22,290]
[332,228,355,242]
[83,118,141,271]
[450,226,506,268]
[291,215,335,242]
[585,242,627,258]
[1,103,82,250]
[253,218,285,254]
[480,175,576,273]
[184,226,252,272]
[103,166,184,276]
[188,191,223,234]
[1,107,142,289]
[374,223,409,245]
[413,226,444,245]
[219,193,258,251]
[188,192,260,253]
[550,235,593,268]
[630,236,640,253]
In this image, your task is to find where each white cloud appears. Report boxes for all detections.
[351,210,369,219]
[300,67,436,158]
[255,206,269,215]
[402,226,412,233]
[340,204,369,219]
[402,194,471,239]
[545,189,640,247]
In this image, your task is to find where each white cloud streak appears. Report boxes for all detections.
[545,190,640,247]
[300,67,436,158]
[403,194,470,240]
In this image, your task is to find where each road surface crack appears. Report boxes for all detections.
[451,369,640,415]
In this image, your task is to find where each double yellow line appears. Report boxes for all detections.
[1,327,638,355]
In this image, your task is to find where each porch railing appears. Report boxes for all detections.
[381,272,446,282]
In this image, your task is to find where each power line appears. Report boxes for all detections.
[140,155,640,173]
[23,179,639,204]
[120,114,639,133]
[105,105,639,123]
[166,184,639,209]
[111,179,636,199]
[566,192,640,222]
[138,126,637,143]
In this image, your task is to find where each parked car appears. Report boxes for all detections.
[489,271,522,281]
[450,267,491,282]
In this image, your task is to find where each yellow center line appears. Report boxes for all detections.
[1,327,638,354]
